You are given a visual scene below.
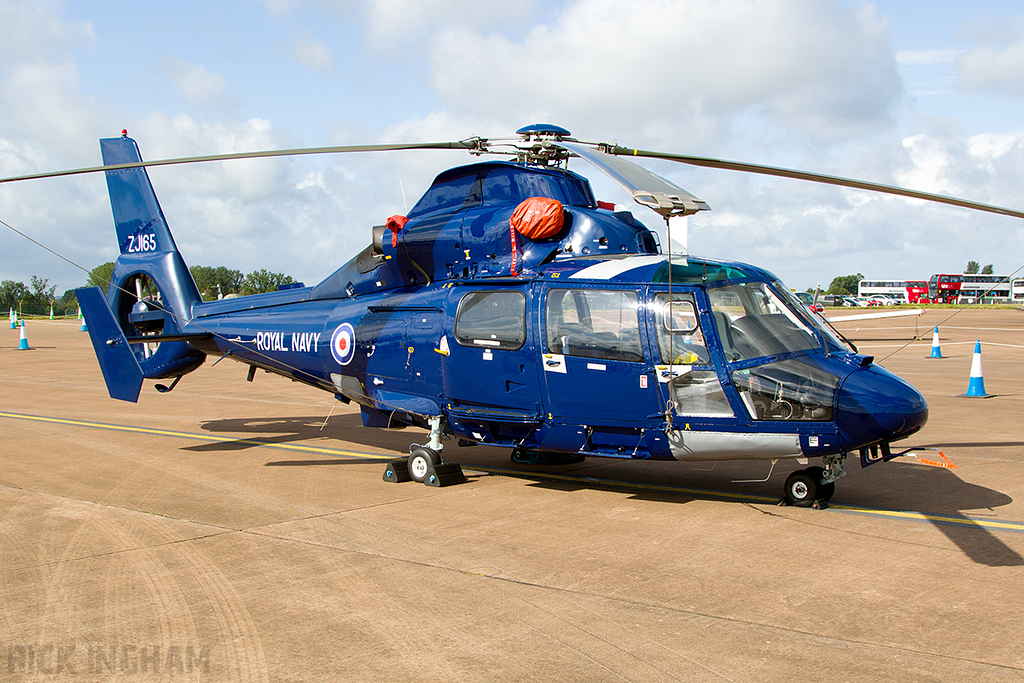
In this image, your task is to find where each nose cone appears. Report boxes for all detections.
[837,365,928,452]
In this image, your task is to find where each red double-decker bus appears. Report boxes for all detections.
[905,280,928,303]
[927,274,963,304]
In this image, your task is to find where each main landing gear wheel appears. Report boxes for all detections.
[783,467,835,507]
[407,447,441,483]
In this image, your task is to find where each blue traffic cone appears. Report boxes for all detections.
[929,327,943,358]
[80,314,88,332]
[9,311,16,329]
[18,321,29,350]
[959,341,993,398]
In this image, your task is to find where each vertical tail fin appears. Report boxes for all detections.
[88,134,206,384]
[101,134,182,256]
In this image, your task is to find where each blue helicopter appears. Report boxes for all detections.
[14,124,1021,506]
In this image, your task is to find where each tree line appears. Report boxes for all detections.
[2,264,295,316]
[964,261,994,275]
[85,263,295,300]
[0,276,63,315]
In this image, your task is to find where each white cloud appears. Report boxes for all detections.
[427,0,901,145]
[0,1,94,61]
[164,58,236,109]
[957,40,1024,97]
[286,29,337,74]
[363,0,538,42]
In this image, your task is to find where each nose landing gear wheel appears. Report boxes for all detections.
[783,466,835,507]
[805,465,835,502]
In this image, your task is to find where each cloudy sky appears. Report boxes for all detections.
[3,0,1024,295]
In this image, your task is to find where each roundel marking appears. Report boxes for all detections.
[331,322,356,365]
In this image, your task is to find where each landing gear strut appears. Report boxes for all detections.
[780,454,845,508]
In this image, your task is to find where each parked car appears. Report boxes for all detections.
[794,291,824,313]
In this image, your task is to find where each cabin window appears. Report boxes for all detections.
[454,290,526,350]
[545,288,643,362]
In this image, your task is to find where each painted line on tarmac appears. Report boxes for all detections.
[0,411,395,462]
[828,504,1024,534]
[464,464,1024,535]
[942,326,1024,332]
[5,411,1024,535]
[856,342,1024,352]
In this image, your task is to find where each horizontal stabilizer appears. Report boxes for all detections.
[76,286,144,402]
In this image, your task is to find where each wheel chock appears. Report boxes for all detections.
[383,460,413,483]
[778,496,829,509]
[423,462,466,487]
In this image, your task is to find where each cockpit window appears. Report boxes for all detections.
[652,293,710,365]
[732,359,838,421]
[651,292,732,417]
[709,282,820,362]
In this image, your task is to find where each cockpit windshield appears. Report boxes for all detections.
[775,286,854,353]
[708,282,821,362]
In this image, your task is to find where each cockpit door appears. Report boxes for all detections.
[645,289,737,421]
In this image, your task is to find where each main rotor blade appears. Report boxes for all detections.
[605,145,1024,221]
[558,140,710,218]
[0,140,479,185]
